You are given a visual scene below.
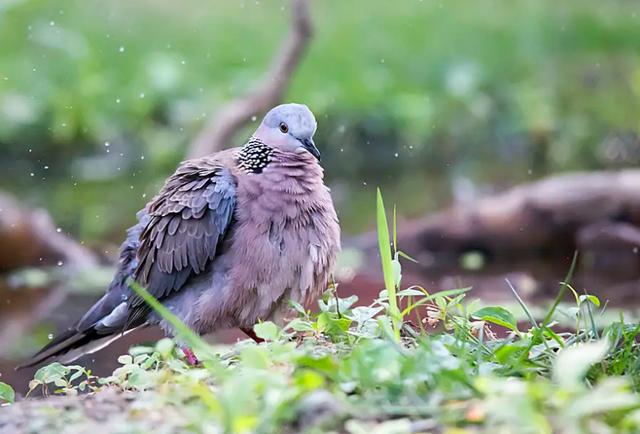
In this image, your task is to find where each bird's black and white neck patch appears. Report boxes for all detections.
[237,139,274,173]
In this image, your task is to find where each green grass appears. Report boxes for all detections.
[2,193,640,433]
[8,281,640,433]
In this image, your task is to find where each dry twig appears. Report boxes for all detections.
[188,0,313,158]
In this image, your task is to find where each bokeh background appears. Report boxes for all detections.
[2,0,640,391]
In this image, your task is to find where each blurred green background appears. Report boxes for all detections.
[1,0,640,241]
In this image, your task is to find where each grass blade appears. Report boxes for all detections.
[128,279,216,361]
[541,251,579,328]
[505,278,538,329]
[376,188,400,340]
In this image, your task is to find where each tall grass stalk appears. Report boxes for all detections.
[376,188,401,341]
[128,279,218,364]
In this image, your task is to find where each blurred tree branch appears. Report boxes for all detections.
[0,193,97,271]
[354,170,640,271]
[187,0,313,158]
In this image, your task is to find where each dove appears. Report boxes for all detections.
[22,103,340,367]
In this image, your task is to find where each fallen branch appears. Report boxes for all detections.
[353,170,640,271]
[188,0,313,158]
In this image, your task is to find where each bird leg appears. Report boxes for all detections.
[241,327,265,344]
[181,346,200,366]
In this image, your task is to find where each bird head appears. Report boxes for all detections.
[254,103,320,160]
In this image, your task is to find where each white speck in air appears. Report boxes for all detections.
[119,46,125,53]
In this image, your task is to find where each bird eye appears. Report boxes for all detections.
[279,122,289,133]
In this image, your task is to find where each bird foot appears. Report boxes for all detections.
[181,346,200,366]
[241,327,265,344]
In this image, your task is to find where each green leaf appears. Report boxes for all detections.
[0,381,15,404]
[155,338,175,357]
[126,366,156,390]
[317,312,351,337]
[117,355,133,365]
[239,346,270,370]
[316,312,352,340]
[68,368,85,383]
[295,354,339,380]
[285,318,315,332]
[288,300,307,315]
[318,294,358,315]
[34,362,69,384]
[402,287,471,317]
[254,321,279,341]
[579,294,600,307]
[472,306,519,332]
[294,369,325,391]
[494,342,528,364]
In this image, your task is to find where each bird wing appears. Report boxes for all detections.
[127,160,237,320]
[75,209,151,332]
[20,159,237,368]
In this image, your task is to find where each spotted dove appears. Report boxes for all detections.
[23,103,340,367]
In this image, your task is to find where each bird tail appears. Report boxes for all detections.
[17,280,145,370]
[17,328,96,369]
[16,326,141,370]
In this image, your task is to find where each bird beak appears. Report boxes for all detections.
[301,138,321,161]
